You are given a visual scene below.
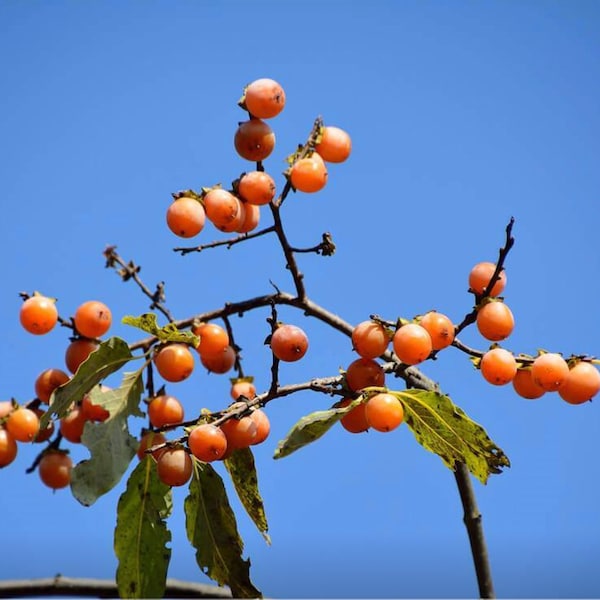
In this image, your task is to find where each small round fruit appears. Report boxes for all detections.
[289,154,328,193]
[315,126,352,163]
[531,353,570,392]
[60,407,87,444]
[243,78,286,119]
[345,358,385,392]
[200,345,236,374]
[249,409,270,445]
[351,321,389,360]
[476,301,514,342]
[193,322,230,359]
[393,323,433,365]
[188,424,228,462]
[35,368,70,404]
[270,324,309,362]
[512,368,546,400]
[419,311,455,351]
[469,262,506,297]
[237,171,276,206]
[65,338,99,374]
[166,196,206,238]
[147,395,185,428]
[0,401,13,419]
[365,393,404,432]
[20,295,58,335]
[234,118,275,162]
[74,300,112,338]
[558,361,600,405]
[80,387,111,422]
[0,428,18,468]
[338,398,369,434]
[137,431,167,461]
[6,407,40,442]
[480,348,518,386]
[154,343,195,382]
[220,416,257,449]
[156,447,193,487]
[230,380,257,401]
[39,451,72,489]
[203,189,244,230]
[236,202,260,234]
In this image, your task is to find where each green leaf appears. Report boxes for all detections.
[273,397,363,459]
[224,447,270,544]
[185,462,262,599]
[114,457,173,599]
[122,313,199,346]
[396,389,510,484]
[41,336,135,429]
[71,370,145,506]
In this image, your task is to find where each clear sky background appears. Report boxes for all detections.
[1,1,600,598]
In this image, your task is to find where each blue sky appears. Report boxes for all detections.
[1,1,600,598]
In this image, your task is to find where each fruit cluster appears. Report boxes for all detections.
[337,259,600,436]
[165,77,351,240]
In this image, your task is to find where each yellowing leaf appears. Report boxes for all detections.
[224,447,270,544]
[396,389,510,484]
[122,313,199,346]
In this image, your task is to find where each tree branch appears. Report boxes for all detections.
[0,576,232,599]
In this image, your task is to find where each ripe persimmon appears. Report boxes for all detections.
[137,430,167,461]
[166,196,206,238]
[531,353,569,392]
[512,368,545,400]
[20,295,58,335]
[220,415,257,449]
[315,126,352,163]
[154,343,195,382]
[289,154,328,193]
[393,323,433,365]
[558,361,600,405]
[74,300,112,339]
[60,406,88,444]
[476,301,514,342]
[351,321,390,360]
[203,189,244,231]
[156,447,193,487]
[201,345,236,374]
[345,358,385,392]
[230,379,256,401]
[249,409,270,445]
[0,427,18,468]
[147,395,185,428]
[237,171,276,206]
[480,348,517,386]
[242,78,286,119]
[35,368,70,403]
[193,321,230,358]
[188,424,228,462]
[234,118,275,162]
[338,398,369,434]
[469,262,506,297]
[270,324,309,362]
[365,393,404,432]
[419,311,455,351]
[6,407,40,442]
[65,338,99,374]
[38,451,72,489]
[235,202,260,234]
